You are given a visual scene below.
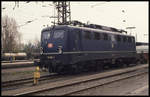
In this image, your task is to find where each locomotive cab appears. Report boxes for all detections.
[41,27,67,53]
[40,26,70,72]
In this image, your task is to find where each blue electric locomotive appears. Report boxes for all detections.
[37,25,136,73]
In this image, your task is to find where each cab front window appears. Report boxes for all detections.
[53,30,64,39]
[42,31,50,41]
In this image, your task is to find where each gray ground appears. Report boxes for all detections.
[2,64,149,96]
[70,72,149,96]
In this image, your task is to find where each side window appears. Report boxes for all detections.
[84,30,91,40]
[53,30,64,39]
[74,29,80,50]
[132,37,135,42]
[128,37,132,42]
[123,36,127,42]
[94,32,101,40]
[116,35,121,42]
[111,35,116,42]
[42,31,50,41]
[76,30,80,40]
[103,33,108,40]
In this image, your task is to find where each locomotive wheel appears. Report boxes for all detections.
[116,62,123,68]
[48,67,53,73]
[125,63,130,67]
[136,60,141,65]
[60,66,69,74]
[109,63,116,68]
[41,67,47,72]
[69,65,80,74]
[95,61,103,71]
[140,58,147,64]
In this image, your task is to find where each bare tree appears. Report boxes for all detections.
[23,41,34,59]
[33,36,41,53]
[2,15,22,53]
[23,38,41,59]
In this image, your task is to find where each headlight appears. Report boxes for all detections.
[40,47,43,53]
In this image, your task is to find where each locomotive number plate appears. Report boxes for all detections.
[47,56,55,59]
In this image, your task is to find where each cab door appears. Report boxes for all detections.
[111,34,117,50]
[74,29,82,51]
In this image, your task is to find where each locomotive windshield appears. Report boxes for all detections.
[53,30,64,39]
[41,31,50,41]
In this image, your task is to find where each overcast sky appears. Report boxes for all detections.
[2,1,149,44]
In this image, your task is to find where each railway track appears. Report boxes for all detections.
[2,68,110,90]
[2,60,31,63]
[2,59,39,63]
[2,64,148,96]
[64,68,148,96]
[2,73,58,90]
[2,59,40,69]
[2,63,134,89]
[2,62,35,69]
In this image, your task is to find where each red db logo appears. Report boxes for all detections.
[48,43,53,48]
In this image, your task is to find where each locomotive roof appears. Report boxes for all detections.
[42,25,134,37]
